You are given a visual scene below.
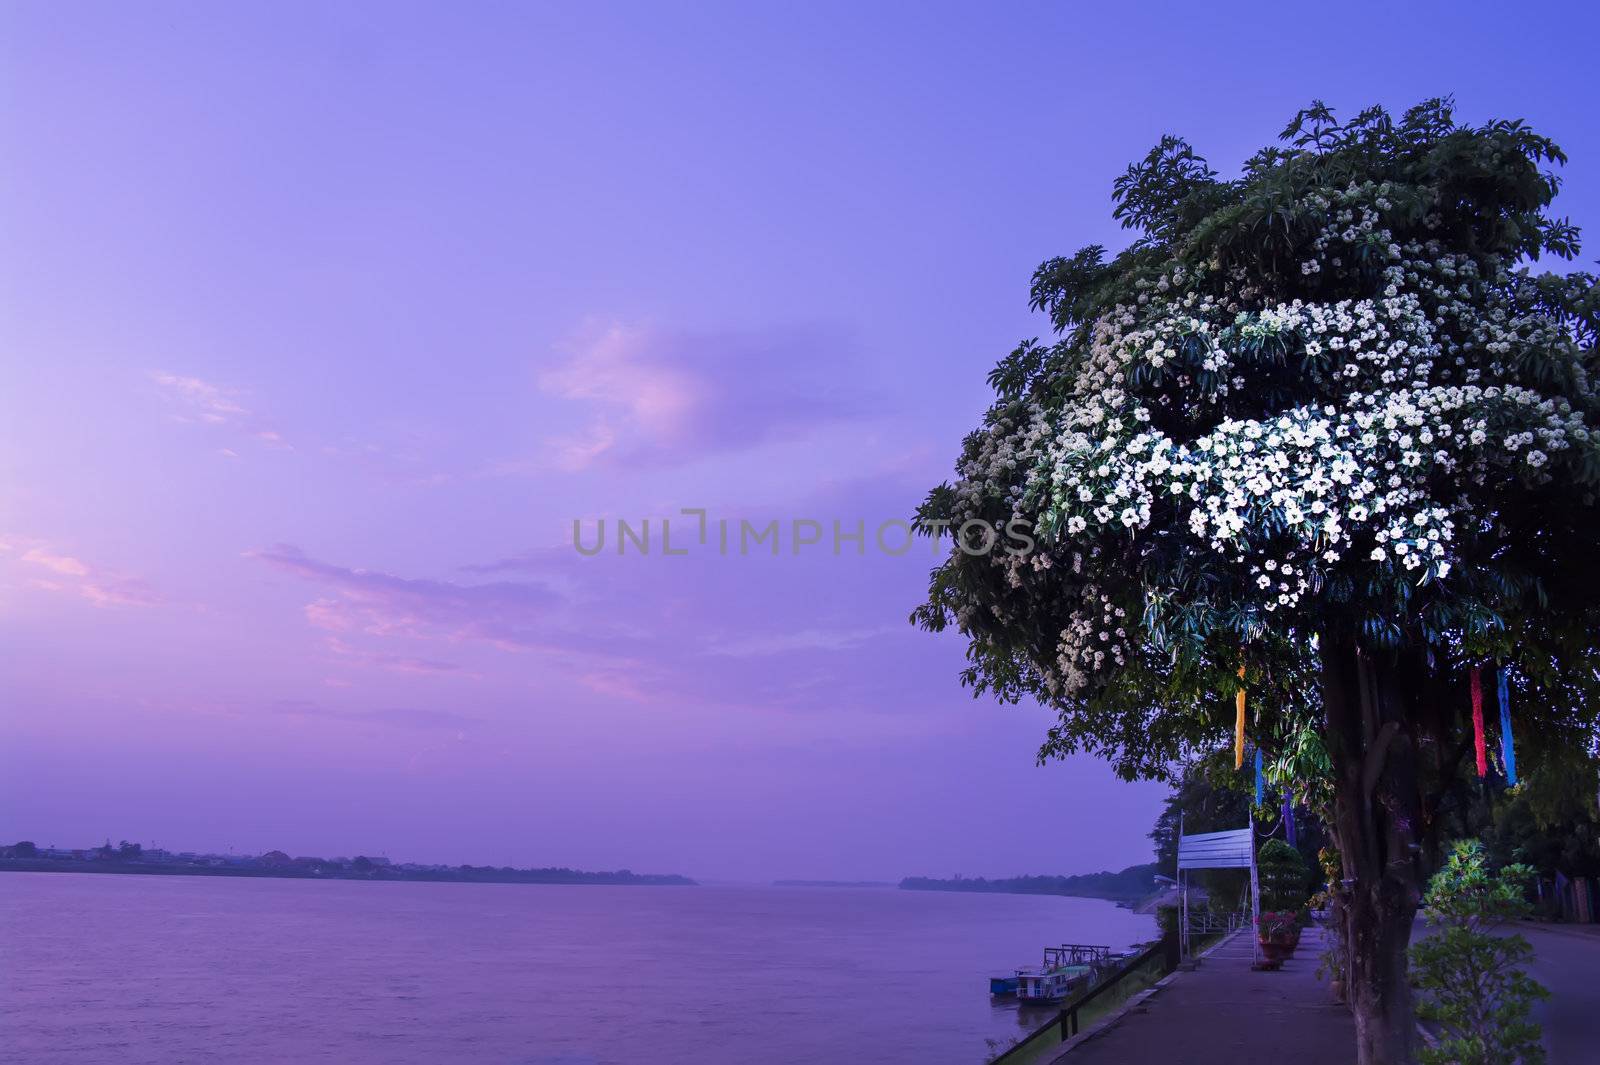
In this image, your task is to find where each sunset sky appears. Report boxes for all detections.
[4,2,1596,881]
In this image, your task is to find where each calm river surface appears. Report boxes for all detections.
[0,872,1153,1065]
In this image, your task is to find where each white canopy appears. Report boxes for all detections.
[1176,826,1254,870]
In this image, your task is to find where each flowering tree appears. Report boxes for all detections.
[915,100,1599,1064]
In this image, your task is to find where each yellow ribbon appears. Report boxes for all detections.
[1234,664,1247,770]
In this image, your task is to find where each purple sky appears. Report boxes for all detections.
[4,3,1597,881]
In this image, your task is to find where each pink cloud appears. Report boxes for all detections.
[245,473,951,728]
[76,577,162,608]
[148,372,247,421]
[149,371,292,451]
[539,324,702,448]
[2,537,160,609]
[532,321,864,471]
[20,547,90,577]
[576,671,652,701]
[251,544,565,651]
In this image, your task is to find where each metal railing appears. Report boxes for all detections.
[1180,909,1245,960]
[1059,936,1176,1038]
[1043,943,1112,967]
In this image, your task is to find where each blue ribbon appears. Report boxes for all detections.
[1498,668,1517,785]
[1254,748,1264,806]
[1283,791,1297,847]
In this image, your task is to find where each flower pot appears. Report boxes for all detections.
[1329,978,1346,1003]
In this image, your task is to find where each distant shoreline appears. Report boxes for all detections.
[898,862,1159,905]
[0,857,695,887]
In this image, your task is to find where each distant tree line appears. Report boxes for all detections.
[899,863,1159,903]
[0,841,695,887]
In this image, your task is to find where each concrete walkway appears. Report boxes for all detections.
[1517,921,1600,1064]
[1048,927,1354,1065]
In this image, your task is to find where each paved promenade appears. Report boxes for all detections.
[1048,927,1354,1065]
[1517,921,1600,1064]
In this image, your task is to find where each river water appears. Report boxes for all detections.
[0,872,1153,1064]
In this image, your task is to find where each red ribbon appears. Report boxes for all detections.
[1470,667,1487,778]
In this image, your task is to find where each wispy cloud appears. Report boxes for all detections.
[75,578,162,608]
[245,469,956,730]
[148,371,292,451]
[149,372,248,423]
[1,537,160,608]
[251,544,564,652]
[19,547,90,577]
[532,321,864,471]
[324,636,470,677]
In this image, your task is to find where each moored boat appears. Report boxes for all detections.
[1014,963,1091,1004]
[989,975,1019,996]
[1004,944,1111,1004]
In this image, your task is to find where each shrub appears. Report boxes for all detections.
[1409,840,1547,1065]
[1257,838,1310,913]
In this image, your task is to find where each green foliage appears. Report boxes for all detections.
[913,97,1600,782]
[1480,728,1600,883]
[1316,940,1346,985]
[1410,840,1548,1065]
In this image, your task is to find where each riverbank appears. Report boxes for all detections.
[0,856,695,887]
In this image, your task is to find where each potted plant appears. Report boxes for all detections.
[1256,909,1296,967]
[1257,839,1312,959]
[1284,909,1306,954]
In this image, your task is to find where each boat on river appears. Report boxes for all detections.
[1014,962,1092,1004]
[1002,944,1110,1004]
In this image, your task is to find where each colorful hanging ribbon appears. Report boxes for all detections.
[1254,748,1264,806]
[1234,664,1246,770]
[1283,790,1297,847]
[1470,666,1487,778]
[1498,667,1517,785]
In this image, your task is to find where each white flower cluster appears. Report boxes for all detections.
[941,183,1598,696]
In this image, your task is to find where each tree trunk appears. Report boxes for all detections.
[1320,635,1427,1065]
